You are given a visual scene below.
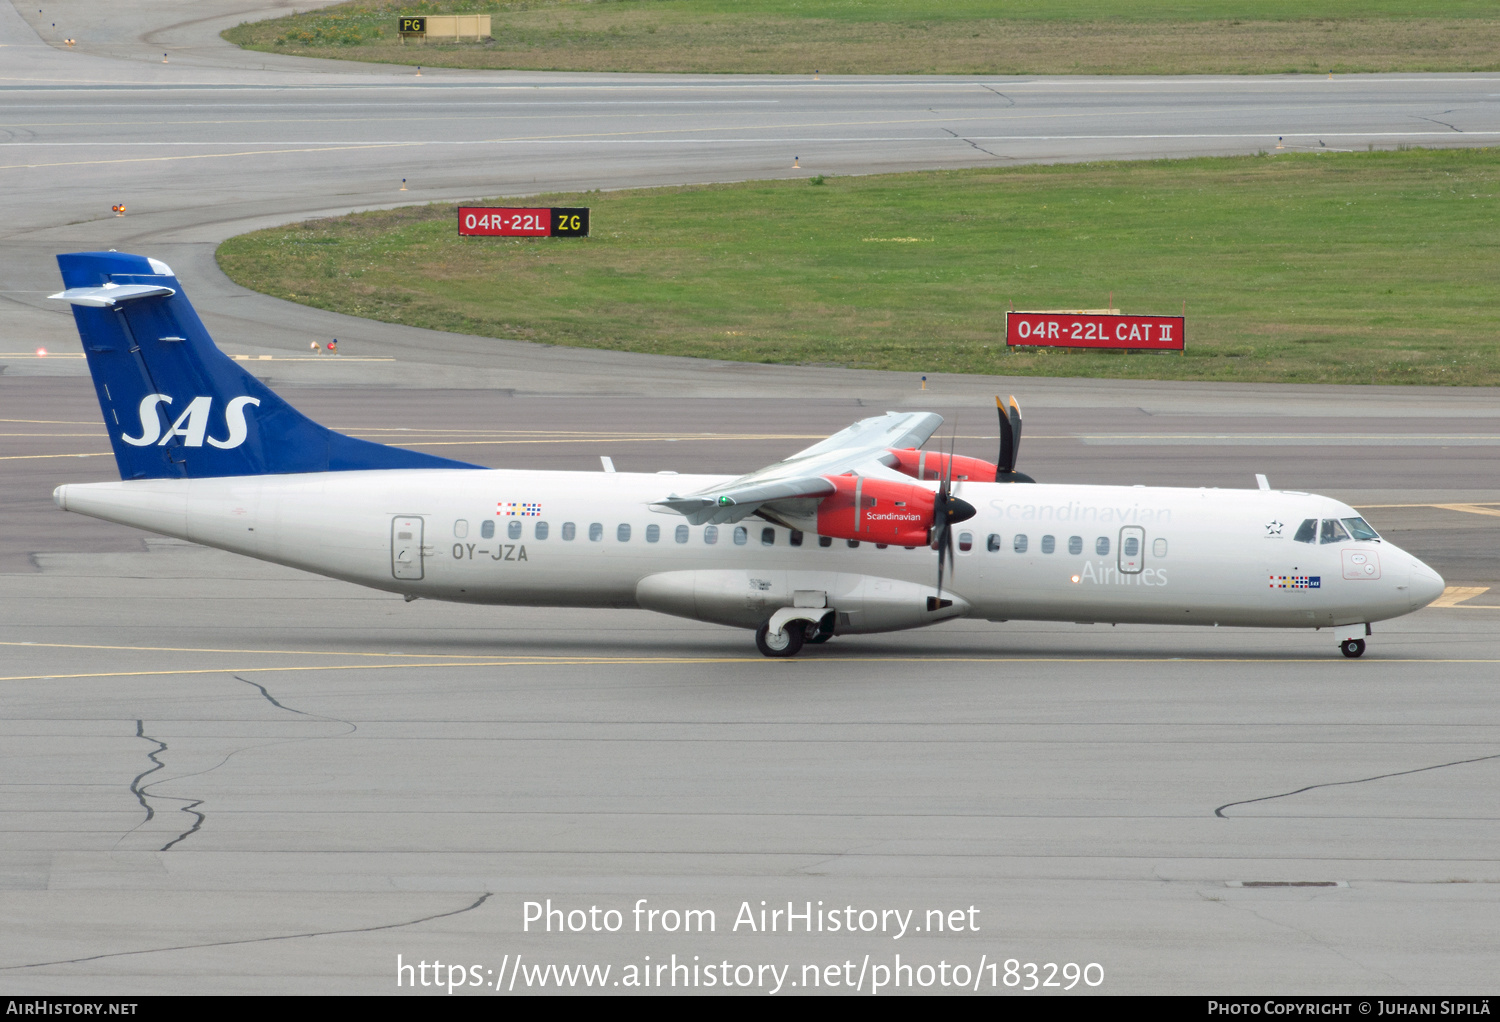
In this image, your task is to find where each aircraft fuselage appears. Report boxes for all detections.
[55,470,1443,636]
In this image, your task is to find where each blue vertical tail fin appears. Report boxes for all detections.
[54,251,482,480]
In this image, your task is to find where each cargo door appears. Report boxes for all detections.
[392,516,424,580]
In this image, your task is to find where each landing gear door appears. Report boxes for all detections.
[392,516,424,580]
[1118,525,1145,574]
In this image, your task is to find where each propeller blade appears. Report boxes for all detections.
[927,417,974,610]
[942,416,955,491]
[996,394,1037,483]
[995,395,1015,477]
[936,525,948,601]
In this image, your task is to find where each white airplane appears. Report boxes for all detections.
[49,251,1445,658]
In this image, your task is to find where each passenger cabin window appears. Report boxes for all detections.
[675,524,689,544]
[733,526,748,546]
[1041,535,1055,554]
[1068,536,1082,555]
[1013,534,1028,554]
[617,523,632,542]
[454,519,468,539]
[588,523,603,542]
[761,528,775,546]
[562,522,576,541]
[1152,537,1167,557]
[847,539,860,548]
[535,521,549,540]
[1343,517,1380,541]
[987,534,1001,552]
[1293,519,1318,544]
[790,530,803,547]
[704,525,719,545]
[1123,535,1140,557]
[646,524,660,543]
[818,535,833,547]
[480,520,495,540]
[958,532,973,552]
[1320,519,1350,544]
[507,520,522,540]
[1095,536,1110,556]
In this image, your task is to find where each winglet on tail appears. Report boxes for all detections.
[54,251,483,480]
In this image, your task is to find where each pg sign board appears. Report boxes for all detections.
[458,207,590,238]
[1006,312,1185,351]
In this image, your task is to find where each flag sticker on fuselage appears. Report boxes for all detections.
[497,501,542,517]
[1270,575,1321,589]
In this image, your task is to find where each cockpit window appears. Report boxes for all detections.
[1319,518,1350,544]
[1342,517,1380,541]
[1293,519,1317,544]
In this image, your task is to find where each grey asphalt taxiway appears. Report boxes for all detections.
[3,0,1500,995]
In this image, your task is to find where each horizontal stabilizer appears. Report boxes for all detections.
[50,284,176,307]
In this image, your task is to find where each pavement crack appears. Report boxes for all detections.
[976,83,1017,107]
[128,719,166,825]
[0,892,493,971]
[1417,115,1463,133]
[236,675,358,734]
[1215,751,1500,817]
[1221,900,1404,985]
[941,126,1009,160]
[118,679,357,853]
[158,800,205,852]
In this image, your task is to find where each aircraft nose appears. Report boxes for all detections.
[1408,558,1445,611]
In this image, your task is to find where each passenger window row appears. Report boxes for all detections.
[976,533,1169,557]
[453,518,1174,559]
[452,521,814,545]
[454,518,1174,559]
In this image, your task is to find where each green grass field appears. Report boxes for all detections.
[215,148,1500,387]
[223,1,1500,75]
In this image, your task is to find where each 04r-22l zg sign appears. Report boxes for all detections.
[457,207,590,238]
[1006,312,1185,350]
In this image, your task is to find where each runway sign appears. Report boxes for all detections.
[1006,312,1185,350]
[458,207,590,238]
[399,16,425,33]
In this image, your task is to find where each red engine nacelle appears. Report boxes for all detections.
[885,447,998,482]
[815,475,935,546]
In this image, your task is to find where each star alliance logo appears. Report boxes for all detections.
[1265,520,1284,537]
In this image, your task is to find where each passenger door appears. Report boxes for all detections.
[391,516,424,580]
[1118,525,1145,574]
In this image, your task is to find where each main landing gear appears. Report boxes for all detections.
[755,610,835,657]
[755,621,804,658]
[1340,638,1366,658]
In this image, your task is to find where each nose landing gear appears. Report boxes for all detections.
[1340,638,1366,658]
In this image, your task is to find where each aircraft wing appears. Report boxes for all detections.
[653,411,944,525]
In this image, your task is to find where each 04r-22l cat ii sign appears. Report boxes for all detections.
[46,252,1441,659]
[1007,311,1185,350]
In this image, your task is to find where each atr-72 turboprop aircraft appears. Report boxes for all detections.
[49,251,1445,658]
